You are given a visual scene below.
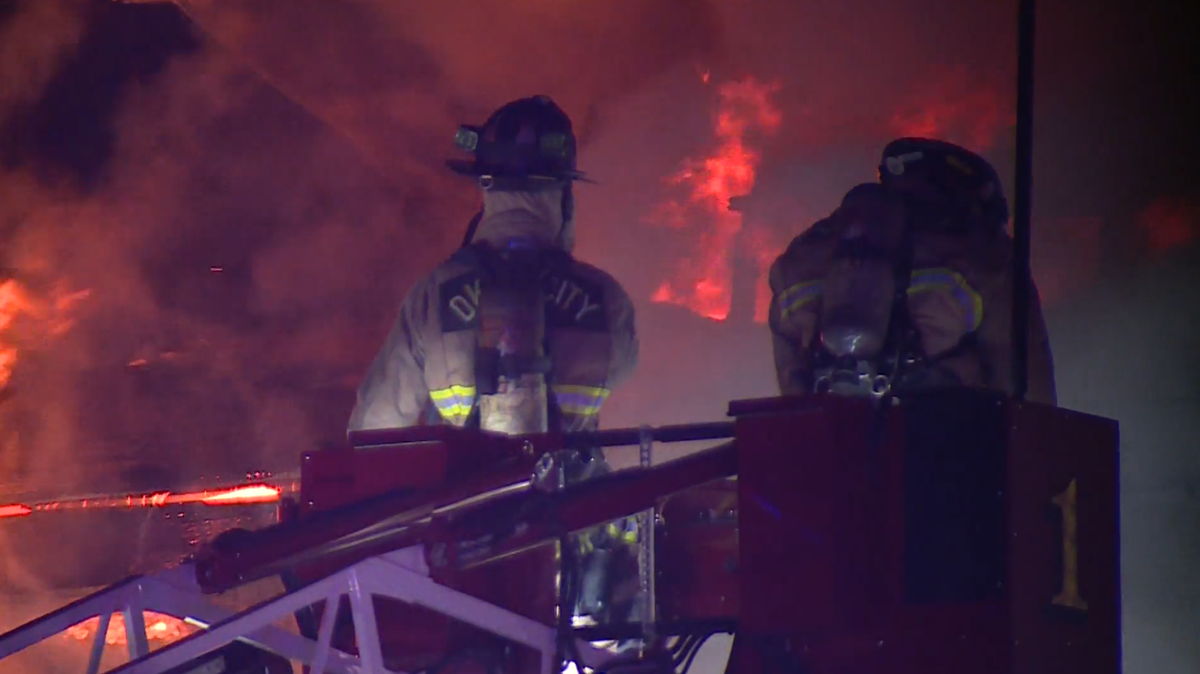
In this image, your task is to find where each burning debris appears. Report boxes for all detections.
[648,75,783,323]
[64,611,195,648]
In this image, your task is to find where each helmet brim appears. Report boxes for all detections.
[445,159,592,183]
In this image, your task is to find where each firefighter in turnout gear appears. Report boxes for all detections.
[768,138,1057,404]
[768,182,907,396]
[346,95,640,625]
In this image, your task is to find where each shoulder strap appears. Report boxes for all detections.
[879,228,918,382]
[449,240,499,279]
[459,209,484,248]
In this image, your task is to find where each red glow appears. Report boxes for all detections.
[0,504,31,518]
[0,279,32,389]
[1138,196,1198,254]
[649,75,782,321]
[889,65,1013,152]
[741,226,790,323]
[650,283,673,304]
[1031,216,1104,307]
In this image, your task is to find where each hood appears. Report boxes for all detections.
[474,188,575,253]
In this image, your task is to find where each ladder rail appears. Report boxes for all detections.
[0,545,615,674]
[0,575,140,660]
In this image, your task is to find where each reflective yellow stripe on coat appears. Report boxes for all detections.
[778,268,983,332]
[552,384,610,417]
[576,518,640,555]
[907,267,984,331]
[429,384,475,424]
[778,280,824,319]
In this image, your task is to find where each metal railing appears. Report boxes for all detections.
[0,421,739,674]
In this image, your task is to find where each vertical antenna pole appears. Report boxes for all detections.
[637,426,657,650]
[1012,0,1037,400]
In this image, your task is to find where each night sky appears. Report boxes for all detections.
[0,0,1197,671]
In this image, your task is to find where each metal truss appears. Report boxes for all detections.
[0,545,614,674]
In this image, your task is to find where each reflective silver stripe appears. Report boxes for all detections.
[778,280,823,318]
[552,384,609,417]
[907,268,983,331]
[429,384,475,422]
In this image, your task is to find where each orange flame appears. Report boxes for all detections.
[65,611,196,648]
[0,504,32,518]
[0,483,285,517]
[0,278,91,389]
[200,484,281,505]
[0,280,31,389]
[649,76,782,321]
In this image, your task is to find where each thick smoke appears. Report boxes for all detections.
[0,0,87,117]
[0,0,727,644]
[0,0,716,477]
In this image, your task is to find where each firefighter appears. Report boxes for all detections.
[768,138,1057,404]
[346,95,639,623]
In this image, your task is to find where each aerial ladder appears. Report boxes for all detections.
[0,390,1119,674]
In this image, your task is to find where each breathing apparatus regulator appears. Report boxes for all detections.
[807,182,912,398]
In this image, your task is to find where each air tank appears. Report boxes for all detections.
[818,184,907,361]
[475,247,549,435]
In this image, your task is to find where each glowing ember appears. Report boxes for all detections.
[65,611,195,647]
[649,75,782,321]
